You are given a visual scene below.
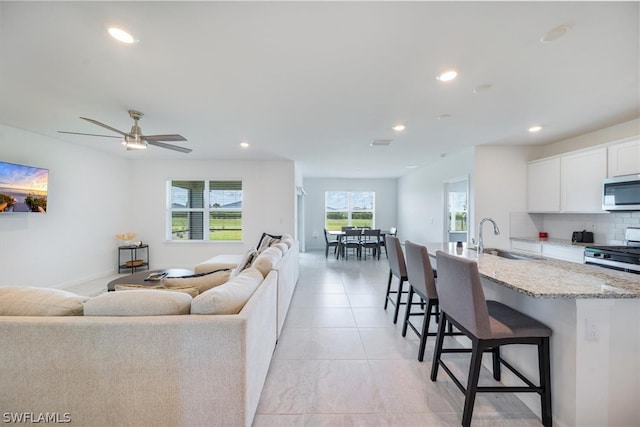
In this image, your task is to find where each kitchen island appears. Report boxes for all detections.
[424,242,639,427]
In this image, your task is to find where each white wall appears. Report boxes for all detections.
[0,124,132,287]
[302,178,397,251]
[473,145,536,249]
[397,149,474,245]
[130,159,296,268]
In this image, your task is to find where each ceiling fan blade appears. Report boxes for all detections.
[147,140,192,153]
[58,131,122,138]
[80,117,128,136]
[142,134,187,142]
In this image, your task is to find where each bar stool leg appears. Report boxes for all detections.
[418,299,436,362]
[492,346,501,381]
[430,313,448,381]
[401,286,415,337]
[462,340,483,427]
[539,337,553,427]
[384,271,393,310]
[393,278,405,324]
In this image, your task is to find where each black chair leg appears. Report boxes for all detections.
[392,278,405,324]
[401,286,415,337]
[462,341,483,427]
[492,346,501,381]
[539,337,553,427]
[384,271,393,310]
[430,312,447,381]
[418,299,435,362]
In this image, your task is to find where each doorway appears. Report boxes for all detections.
[444,176,469,243]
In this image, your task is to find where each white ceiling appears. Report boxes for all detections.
[1,1,638,178]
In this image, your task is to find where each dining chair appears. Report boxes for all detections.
[431,251,552,427]
[341,226,354,231]
[341,228,362,260]
[383,235,408,323]
[379,227,397,259]
[323,228,340,258]
[361,229,381,260]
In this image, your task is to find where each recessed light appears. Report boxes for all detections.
[406,165,418,169]
[528,126,542,133]
[108,27,135,44]
[392,124,406,132]
[440,153,447,158]
[540,25,572,43]
[240,141,250,148]
[436,69,458,82]
[437,114,452,120]
[371,139,392,147]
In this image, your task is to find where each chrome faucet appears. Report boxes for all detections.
[478,218,500,253]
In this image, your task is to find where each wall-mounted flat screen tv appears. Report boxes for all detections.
[0,161,49,213]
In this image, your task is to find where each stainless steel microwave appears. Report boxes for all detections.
[603,175,640,211]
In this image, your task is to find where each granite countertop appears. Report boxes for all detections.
[510,236,593,248]
[424,242,640,299]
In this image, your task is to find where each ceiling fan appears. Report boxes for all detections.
[58,110,192,153]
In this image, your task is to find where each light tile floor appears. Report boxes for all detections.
[64,250,543,426]
[253,250,543,427]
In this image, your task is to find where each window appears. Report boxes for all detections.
[325,191,375,231]
[445,177,468,242]
[168,180,242,241]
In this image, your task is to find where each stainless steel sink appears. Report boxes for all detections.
[482,248,544,260]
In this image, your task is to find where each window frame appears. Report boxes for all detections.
[166,179,243,242]
[324,190,375,231]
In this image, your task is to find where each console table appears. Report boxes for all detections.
[117,244,149,274]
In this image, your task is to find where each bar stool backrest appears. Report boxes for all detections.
[435,251,491,339]
[385,235,407,279]
[405,241,438,300]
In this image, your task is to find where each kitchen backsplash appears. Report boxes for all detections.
[510,211,640,245]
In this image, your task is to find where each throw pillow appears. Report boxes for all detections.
[114,284,200,298]
[0,287,89,316]
[231,249,258,278]
[281,234,294,248]
[273,242,289,256]
[84,290,192,316]
[251,246,283,277]
[256,232,282,252]
[162,269,231,293]
[191,268,263,315]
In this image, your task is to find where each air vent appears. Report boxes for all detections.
[371,139,393,147]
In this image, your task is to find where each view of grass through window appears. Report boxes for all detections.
[325,191,375,231]
[169,180,242,241]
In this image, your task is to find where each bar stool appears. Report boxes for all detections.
[431,251,552,427]
[402,241,461,362]
[383,235,408,324]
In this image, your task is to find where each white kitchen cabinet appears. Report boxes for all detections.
[560,147,607,212]
[542,244,585,264]
[608,137,640,177]
[528,157,561,212]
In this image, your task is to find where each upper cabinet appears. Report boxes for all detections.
[528,146,607,213]
[561,147,607,212]
[528,157,561,212]
[608,137,640,177]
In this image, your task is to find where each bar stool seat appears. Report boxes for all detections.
[431,251,552,427]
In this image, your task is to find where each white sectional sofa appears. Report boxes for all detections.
[0,235,299,427]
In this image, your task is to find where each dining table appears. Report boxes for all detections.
[327,229,391,259]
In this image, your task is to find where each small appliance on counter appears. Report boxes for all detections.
[584,227,640,274]
[571,230,594,243]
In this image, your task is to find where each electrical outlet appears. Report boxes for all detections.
[586,318,599,341]
[589,224,596,232]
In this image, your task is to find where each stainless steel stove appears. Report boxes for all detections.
[585,227,640,274]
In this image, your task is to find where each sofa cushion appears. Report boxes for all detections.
[281,234,294,248]
[251,247,283,277]
[256,232,282,252]
[273,242,289,256]
[84,290,192,316]
[162,269,231,293]
[194,254,243,274]
[231,249,258,278]
[114,284,200,297]
[0,287,89,316]
[191,268,263,315]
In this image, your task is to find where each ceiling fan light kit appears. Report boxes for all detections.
[59,109,192,153]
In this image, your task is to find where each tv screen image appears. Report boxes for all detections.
[0,161,49,213]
